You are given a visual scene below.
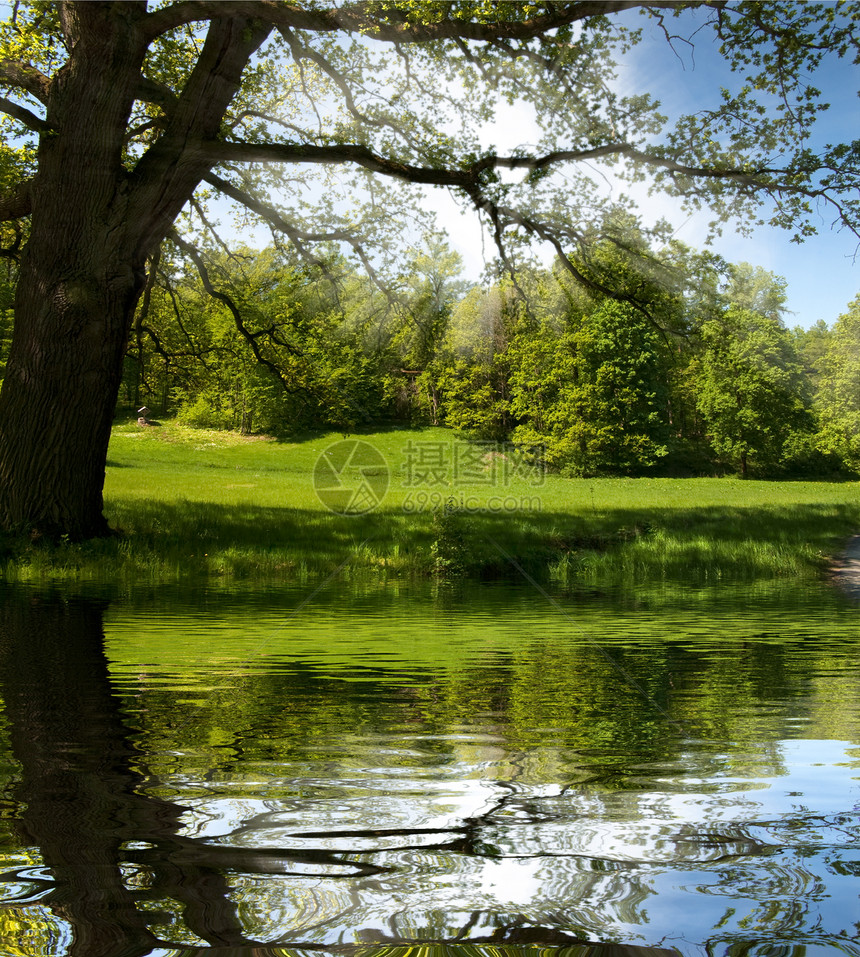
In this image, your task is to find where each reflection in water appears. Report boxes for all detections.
[0,582,859,956]
[0,594,259,955]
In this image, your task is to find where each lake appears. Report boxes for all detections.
[0,575,858,957]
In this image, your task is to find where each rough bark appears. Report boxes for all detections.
[0,5,148,537]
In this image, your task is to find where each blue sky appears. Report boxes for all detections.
[428,7,860,329]
[632,7,860,329]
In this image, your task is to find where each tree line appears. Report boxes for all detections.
[17,231,845,480]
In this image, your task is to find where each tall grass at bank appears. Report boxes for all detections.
[1,420,858,584]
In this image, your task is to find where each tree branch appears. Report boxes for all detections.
[277,25,429,154]
[168,229,302,393]
[203,137,857,235]
[188,195,245,263]
[201,137,771,190]
[129,16,272,254]
[158,268,217,371]
[0,58,51,104]
[0,94,51,133]
[141,0,695,45]
[227,108,307,139]
[203,170,353,242]
[203,170,408,312]
[134,73,179,111]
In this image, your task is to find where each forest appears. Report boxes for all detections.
[1,233,852,482]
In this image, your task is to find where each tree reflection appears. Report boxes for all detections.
[0,592,318,955]
[0,590,692,957]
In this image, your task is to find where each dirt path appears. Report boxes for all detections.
[831,535,860,600]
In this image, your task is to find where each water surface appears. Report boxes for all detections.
[0,577,858,957]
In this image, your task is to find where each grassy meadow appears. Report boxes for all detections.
[1,420,859,586]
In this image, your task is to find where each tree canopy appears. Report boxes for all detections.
[0,1,858,536]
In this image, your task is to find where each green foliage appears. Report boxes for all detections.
[429,501,475,578]
[123,245,393,434]
[436,357,511,440]
[113,227,860,484]
[696,306,812,476]
[793,318,832,395]
[431,285,514,440]
[2,4,859,467]
[569,301,671,475]
[722,261,789,320]
[814,294,860,472]
[508,285,674,476]
[391,235,468,370]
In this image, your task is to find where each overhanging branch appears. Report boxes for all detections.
[203,170,397,307]
[203,170,352,242]
[201,137,856,235]
[201,139,633,187]
[168,229,302,394]
[199,137,791,197]
[141,1,693,45]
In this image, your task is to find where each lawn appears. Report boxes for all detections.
[2,420,859,585]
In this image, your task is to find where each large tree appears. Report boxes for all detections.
[696,305,811,476]
[0,1,857,537]
[815,294,860,471]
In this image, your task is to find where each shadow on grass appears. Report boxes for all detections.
[466,500,858,580]
[3,497,858,584]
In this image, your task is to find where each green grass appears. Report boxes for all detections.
[1,420,859,585]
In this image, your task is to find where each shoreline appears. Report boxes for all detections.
[832,534,860,600]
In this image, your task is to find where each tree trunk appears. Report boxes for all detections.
[0,7,270,538]
[0,248,144,538]
[0,5,148,538]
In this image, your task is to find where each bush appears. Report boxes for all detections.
[175,394,236,431]
[430,501,474,577]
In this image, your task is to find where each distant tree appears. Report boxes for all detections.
[130,243,395,433]
[511,300,672,475]
[696,306,811,476]
[723,262,790,322]
[382,235,467,422]
[394,236,467,370]
[815,295,860,472]
[507,319,570,458]
[793,318,832,395]
[435,286,512,440]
